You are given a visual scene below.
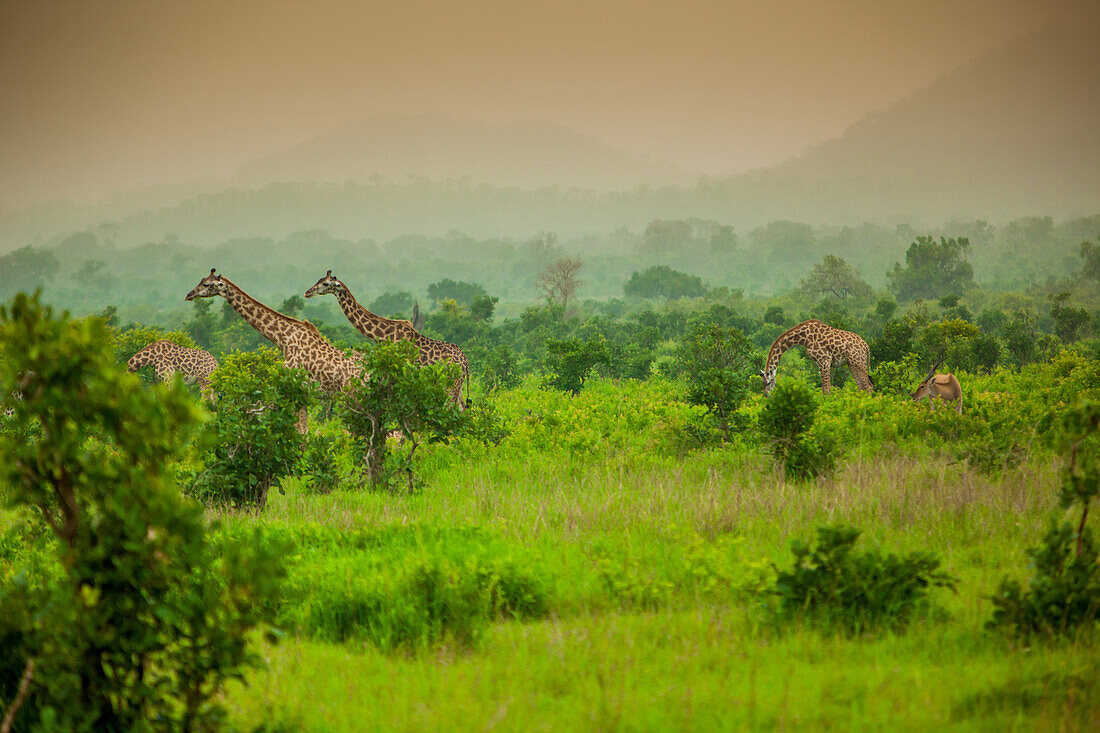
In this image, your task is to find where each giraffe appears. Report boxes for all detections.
[127,339,219,402]
[185,269,362,431]
[761,319,873,396]
[304,270,470,410]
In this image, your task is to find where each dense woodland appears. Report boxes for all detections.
[2,211,1100,730]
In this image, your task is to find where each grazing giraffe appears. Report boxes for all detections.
[185,269,362,432]
[304,270,470,410]
[127,339,219,402]
[761,319,874,396]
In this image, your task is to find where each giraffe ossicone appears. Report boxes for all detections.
[762,319,873,396]
[304,270,470,410]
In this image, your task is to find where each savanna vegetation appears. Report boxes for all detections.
[2,214,1100,730]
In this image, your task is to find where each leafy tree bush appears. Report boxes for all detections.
[758,381,838,481]
[1001,309,1039,368]
[368,290,415,317]
[673,323,755,440]
[0,246,60,300]
[888,236,974,301]
[543,336,610,395]
[772,526,958,634]
[426,278,487,306]
[800,255,872,301]
[624,265,708,300]
[1049,292,1090,343]
[339,340,465,489]
[188,347,315,510]
[0,292,283,731]
[480,344,520,392]
[988,400,1100,637]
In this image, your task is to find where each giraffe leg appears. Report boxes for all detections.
[295,407,309,436]
[850,363,873,392]
[819,358,833,395]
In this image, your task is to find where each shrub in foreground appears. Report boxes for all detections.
[758,381,839,480]
[988,400,1100,637]
[0,293,284,731]
[772,525,958,634]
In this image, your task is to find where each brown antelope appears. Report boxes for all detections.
[911,358,963,414]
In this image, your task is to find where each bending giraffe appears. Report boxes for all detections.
[185,269,362,432]
[304,270,470,410]
[127,339,219,403]
[761,319,873,396]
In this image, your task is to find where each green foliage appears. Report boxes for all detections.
[0,246,60,300]
[889,236,974,302]
[673,323,755,440]
[1080,239,1100,281]
[595,532,772,610]
[989,400,1100,637]
[1001,309,1039,368]
[1049,292,1090,344]
[800,255,872,301]
[772,526,958,634]
[758,381,838,481]
[426,278,487,306]
[368,290,415,317]
[0,292,283,731]
[189,348,315,509]
[480,344,520,391]
[624,265,708,300]
[543,335,611,395]
[298,432,342,493]
[339,340,464,489]
[272,526,550,650]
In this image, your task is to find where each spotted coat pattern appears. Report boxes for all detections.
[186,270,363,431]
[762,319,873,396]
[305,271,470,410]
[127,339,219,401]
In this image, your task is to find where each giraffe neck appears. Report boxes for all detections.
[220,278,301,348]
[764,337,794,380]
[335,286,409,343]
[764,321,821,379]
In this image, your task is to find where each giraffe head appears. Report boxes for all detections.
[305,270,344,299]
[185,269,230,301]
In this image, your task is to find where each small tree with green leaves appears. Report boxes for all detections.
[758,381,839,481]
[188,347,315,510]
[988,400,1100,637]
[543,336,610,395]
[673,323,755,440]
[339,340,464,490]
[0,292,283,731]
[772,526,957,634]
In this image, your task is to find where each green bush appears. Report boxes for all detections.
[0,292,284,731]
[674,323,756,440]
[339,340,465,489]
[188,347,315,509]
[543,335,611,394]
[988,400,1100,637]
[758,381,839,480]
[772,526,958,634]
[273,526,550,650]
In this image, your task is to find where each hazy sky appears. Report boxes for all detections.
[2,0,1096,210]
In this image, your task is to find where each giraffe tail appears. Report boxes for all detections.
[464,368,472,409]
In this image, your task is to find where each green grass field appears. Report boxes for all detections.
[195,376,1099,731]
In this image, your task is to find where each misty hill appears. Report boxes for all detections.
[712,24,1100,223]
[1,25,1097,251]
[234,116,696,191]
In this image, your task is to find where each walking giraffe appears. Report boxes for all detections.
[304,270,470,410]
[127,339,219,402]
[185,269,362,431]
[761,319,873,396]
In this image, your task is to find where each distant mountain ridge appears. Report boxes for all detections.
[1,25,1097,250]
[233,115,697,191]
[711,24,1100,223]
